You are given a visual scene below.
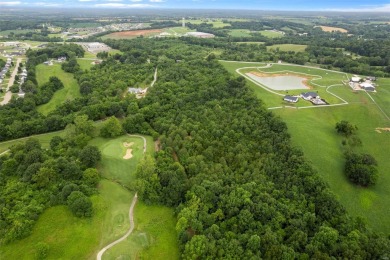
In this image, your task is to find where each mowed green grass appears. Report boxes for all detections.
[267,44,307,52]
[260,30,285,38]
[36,64,81,115]
[186,19,230,28]
[228,29,253,37]
[221,60,390,234]
[1,133,178,259]
[77,59,95,71]
[102,202,179,260]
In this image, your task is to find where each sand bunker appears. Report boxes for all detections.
[123,142,134,159]
[123,142,134,148]
[375,128,390,133]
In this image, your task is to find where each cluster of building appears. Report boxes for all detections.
[43,56,67,66]
[0,58,13,85]
[349,75,376,92]
[66,23,146,40]
[283,91,327,105]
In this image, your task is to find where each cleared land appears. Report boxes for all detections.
[317,25,348,33]
[102,29,162,39]
[228,29,253,37]
[221,60,390,234]
[36,64,81,115]
[267,44,307,52]
[260,30,285,38]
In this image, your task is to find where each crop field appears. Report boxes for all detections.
[228,29,254,37]
[186,19,231,28]
[102,29,162,39]
[317,25,348,33]
[36,63,81,115]
[266,44,307,52]
[260,30,285,38]
[221,60,390,234]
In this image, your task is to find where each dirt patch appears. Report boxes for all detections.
[123,149,133,159]
[154,139,161,152]
[375,127,390,133]
[123,142,134,159]
[317,26,348,33]
[249,71,314,89]
[107,29,162,39]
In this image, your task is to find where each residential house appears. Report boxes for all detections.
[283,95,299,103]
[301,92,319,100]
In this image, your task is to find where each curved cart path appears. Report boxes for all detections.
[127,134,147,153]
[97,193,138,260]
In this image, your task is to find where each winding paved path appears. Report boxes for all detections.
[96,193,138,260]
[127,134,147,153]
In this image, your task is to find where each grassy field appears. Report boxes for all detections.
[77,59,95,71]
[267,44,307,52]
[0,29,38,36]
[186,19,231,28]
[236,41,265,45]
[36,64,81,115]
[163,26,194,35]
[228,29,253,37]
[260,30,285,38]
[221,60,390,234]
[1,133,178,259]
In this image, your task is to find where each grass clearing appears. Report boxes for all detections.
[267,44,307,52]
[260,30,285,38]
[228,29,253,37]
[77,59,95,71]
[221,60,390,234]
[36,63,81,115]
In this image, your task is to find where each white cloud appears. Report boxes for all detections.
[94,3,153,7]
[0,1,21,5]
[33,2,62,6]
[79,0,94,2]
[327,4,390,12]
[129,0,142,2]
[149,0,165,2]
[107,0,123,2]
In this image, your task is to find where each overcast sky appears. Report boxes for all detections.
[2,0,390,11]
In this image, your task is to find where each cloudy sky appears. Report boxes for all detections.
[1,0,390,11]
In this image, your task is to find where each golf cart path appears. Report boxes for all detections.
[96,193,138,260]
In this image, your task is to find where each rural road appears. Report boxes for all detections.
[96,193,138,260]
[1,58,22,106]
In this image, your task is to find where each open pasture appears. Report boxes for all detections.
[102,29,162,39]
[267,44,307,52]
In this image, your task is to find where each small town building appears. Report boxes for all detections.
[301,92,319,100]
[351,76,361,83]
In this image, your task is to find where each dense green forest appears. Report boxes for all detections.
[0,115,100,243]
[0,35,389,257]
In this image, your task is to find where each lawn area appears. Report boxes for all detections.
[186,19,230,28]
[228,29,253,37]
[236,41,264,45]
[0,133,178,259]
[102,202,179,260]
[77,58,95,71]
[36,63,81,115]
[221,60,390,234]
[90,135,153,187]
[163,26,194,35]
[260,30,285,38]
[267,44,307,52]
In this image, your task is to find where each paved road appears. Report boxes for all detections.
[96,193,138,260]
[1,58,22,106]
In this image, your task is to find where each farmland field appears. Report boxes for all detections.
[316,25,348,33]
[102,29,162,39]
[266,44,307,52]
[260,30,285,38]
[221,60,390,234]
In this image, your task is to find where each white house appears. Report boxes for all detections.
[351,76,361,83]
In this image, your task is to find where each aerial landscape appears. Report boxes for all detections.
[0,1,389,259]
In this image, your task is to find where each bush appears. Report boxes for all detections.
[345,152,378,186]
[336,120,358,137]
[67,191,93,217]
